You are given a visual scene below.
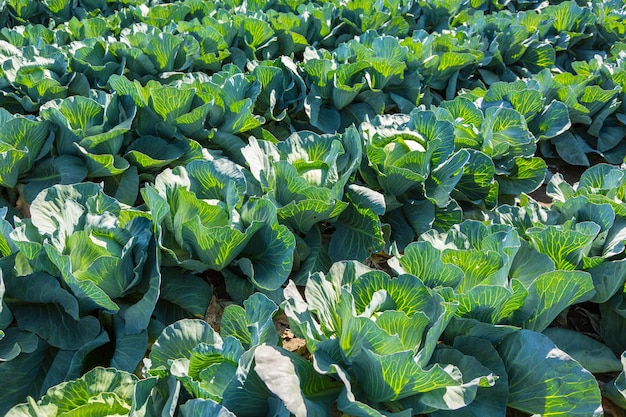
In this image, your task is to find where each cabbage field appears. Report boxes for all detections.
[1,0,626,415]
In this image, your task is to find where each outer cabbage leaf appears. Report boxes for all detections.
[0,338,55,415]
[388,241,464,288]
[147,318,244,403]
[254,344,342,417]
[123,136,187,172]
[430,336,509,417]
[6,367,139,417]
[21,155,87,203]
[497,330,602,416]
[543,328,621,374]
[149,319,221,372]
[525,221,601,270]
[329,202,385,263]
[3,272,100,351]
[236,198,295,291]
[180,398,237,417]
[603,352,626,410]
[512,270,595,332]
[155,267,213,324]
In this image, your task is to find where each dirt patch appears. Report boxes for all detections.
[604,397,626,417]
[275,312,308,356]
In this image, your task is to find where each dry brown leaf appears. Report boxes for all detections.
[204,295,224,332]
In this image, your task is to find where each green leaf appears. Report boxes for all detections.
[389,241,464,289]
[518,43,555,73]
[149,319,221,371]
[254,345,340,417]
[5,272,101,350]
[40,95,101,137]
[578,163,624,190]
[421,346,496,412]
[526,222,600,270]
[76,144,130,177]
[543,327,621,374]
[443,317,517,345]
[551,132,590,166]
[124,136,186,171]
[150,87,195,122]
[517,270,594,332]
[508,240,555,286]
[481,107,533,161]
[558,195,615,235]
[453,150,497,207]
[291,225,331,286]
[0,328,38,362]
[239,199,295,291]
[221,349,274,417]
[220,293,279,349]
[186,158,247,205]
[346,184,386,216]
[180,399,237,417]
[588,259,626,303]
[425,150,470,207]
[159,268,213,319]
[181,337,244,400]
[147,33,183,72]
[0,340,56,416]
[600,294,626,353]
[603,352,626,409]
[350,272,435,319]
[329,203,385,262]
[122,233,161,334]
[182,218,263,271]
[105,166,139,206]
[507,89,544,121]
[440,250,502,293]
[497,157,546,195]
[528,100,571,140]
[0,150,28,189]
[352,349,462,403]
[440,96,483,128]
[497,330,602,416]
[221,98,264,134]
[332,62,368,110]
[110,317,148,373]
[278,199,347,234]
[451,281,528,324]
[0,110,51,188]
[432,336,508,417]
[304,91,341,133]
[374,310,431,352]
[7,367,138,417]
[45,243,120,313]
[22,155,87,203]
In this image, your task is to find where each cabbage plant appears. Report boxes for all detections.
[1,182,161,412]
[142,158,295,292]
[283,261,497,416]
[243,127,384,270]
